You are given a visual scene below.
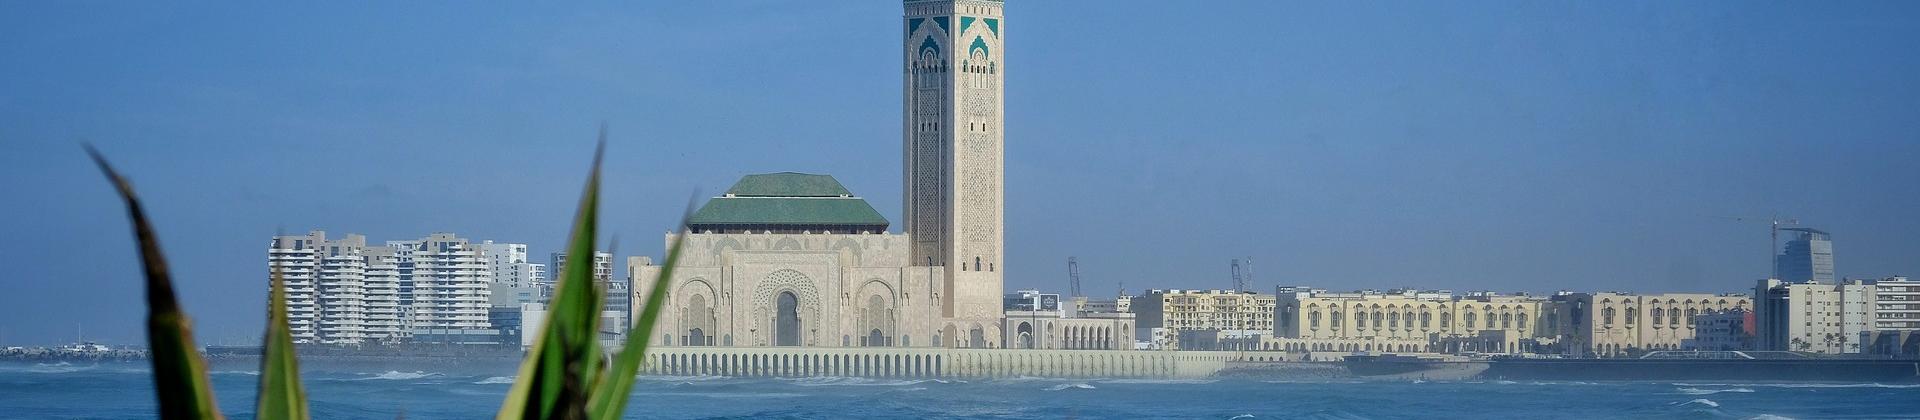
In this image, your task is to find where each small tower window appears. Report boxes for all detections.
[975,257,982,272]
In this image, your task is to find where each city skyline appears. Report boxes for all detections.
[5,2,1920,344]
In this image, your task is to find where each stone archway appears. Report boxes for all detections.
[969,324,987,349]
[776,291,801,346]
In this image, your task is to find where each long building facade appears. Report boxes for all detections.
[1554,292,1751,356]
[1272,288,1549,354]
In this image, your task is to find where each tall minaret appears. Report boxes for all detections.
[904,0,1005,330]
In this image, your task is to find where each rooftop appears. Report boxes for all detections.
[688,173,889,232]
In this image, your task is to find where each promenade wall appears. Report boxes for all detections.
[643,347,1266,379]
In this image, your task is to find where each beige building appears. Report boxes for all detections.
[634,0,1015,350]
[1273,288,1548,354]
[1130,290,1275,350]
[1556,292,1750,356]
[635,174,965,348]
[1755,279,1871,354]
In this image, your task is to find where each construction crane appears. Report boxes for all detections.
[1067,257,1083,298]
[1712,215,1798,280]
[1244,257,1255,293]
[1231,259,1245,292]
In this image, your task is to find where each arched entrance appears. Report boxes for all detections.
[688,328,706,347]
[968,325,987,349]
[867,329,886,347]
[1017,322,1033,349]
[776,291,801,346]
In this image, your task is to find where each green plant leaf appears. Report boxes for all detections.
[87,145,225,420]
[587,205,690,419]
[256,268,309,419]
[497,136,607,420]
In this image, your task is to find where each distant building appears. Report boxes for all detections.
[1554,292,1750,357]
[1071,296,1128,315]
[1000,290,1134,350]
[1131,289,1275,350]
[1685,309,1753,351]
[1776,228,1834,284]
[1754,278,1873,354]
[1864,276,1920,356]
[480,241,546,288]
[1870,276,1920,332]
[632,173,952,349]
[553,250,623,336]
[1271,287,1547,354]
[388,233,497,344]
[268,231,407,344]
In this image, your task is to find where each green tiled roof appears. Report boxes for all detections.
[724,172,853,197]
[689,173,889,229]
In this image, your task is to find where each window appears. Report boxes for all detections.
[1465,312,1477,329]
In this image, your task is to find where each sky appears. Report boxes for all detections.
[2,2,1917,345]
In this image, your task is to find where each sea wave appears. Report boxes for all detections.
[1676,399,1721,408]
[639,375,730,382]
[473,376,515,385]
[1044,383,1096,391]
[28,362,92,374]
[1677,387,1754,395]
[785,376,928,387]
[210,370,260,376]
[354,371,438,381]
[1674,382,1920,389]
[1096,378,1218,385]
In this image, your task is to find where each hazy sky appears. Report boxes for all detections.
[3,2,1917,345]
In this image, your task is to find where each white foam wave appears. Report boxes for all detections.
[1096,378,1218,385]
[1676,399,1721,408]
[1677,387,1754,395]
[1228,415,1256,420]
[1045,383,1096,391]
[639,375,729,382]
[1674,382,1920,389]
[355,371,437,381]
[210,370,259,376]
[28,362,92,374]
[474,376,515,385]
[1745,415,1797,420]
[786,376,927,387]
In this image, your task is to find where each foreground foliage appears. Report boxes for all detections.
[94,133,680,419]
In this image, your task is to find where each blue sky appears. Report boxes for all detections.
[2,2,1917,345]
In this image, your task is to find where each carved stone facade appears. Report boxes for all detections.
[904,0,1006,345]
[635,233,952,348]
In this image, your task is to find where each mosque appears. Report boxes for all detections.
[631,1,1133,350]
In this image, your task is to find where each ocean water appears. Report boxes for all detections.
[3,361,1918,419]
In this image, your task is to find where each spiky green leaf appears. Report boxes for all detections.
[588,212,689,419]
[87,145,225,420]
[497,137,607,420]
[256,269,309,419]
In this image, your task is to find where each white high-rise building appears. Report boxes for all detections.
[480,241,546,288]
[361,246,405,340]
[389,233,493,333]
[903,0,1007,335]
[268,231,406,344]
[268,232,324,343]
